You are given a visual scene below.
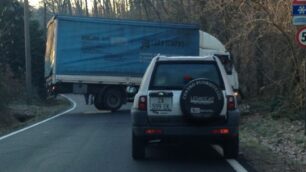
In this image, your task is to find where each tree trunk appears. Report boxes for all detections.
[85,0,89,16]
[67,0,72,15]
[93,0,98,16]
[44,0,47,32]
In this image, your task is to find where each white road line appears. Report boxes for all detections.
[226,159,248,172]
[83,111,109,114]
[212,145,248,172]
[0,94,76,141]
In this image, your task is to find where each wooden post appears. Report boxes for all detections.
[24,0,32,102]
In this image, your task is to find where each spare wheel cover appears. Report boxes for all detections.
[180,78,224,119]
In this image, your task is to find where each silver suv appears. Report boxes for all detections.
[131,55,240,160]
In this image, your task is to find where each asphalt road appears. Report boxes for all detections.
[0,95,248,172]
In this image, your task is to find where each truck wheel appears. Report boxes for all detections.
[223,136,239,159]
[94,94,106,110]
[103,88,123,112]
[132,133,145,160]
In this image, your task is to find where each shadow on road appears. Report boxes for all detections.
[132,144,232,172]
[146,143,223,162]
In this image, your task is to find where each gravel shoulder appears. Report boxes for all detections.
[0,95,71,136]
[240,105,306,172]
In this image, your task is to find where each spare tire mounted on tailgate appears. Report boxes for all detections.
[180,78,224,120]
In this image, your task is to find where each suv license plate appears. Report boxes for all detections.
[150,97,172,111]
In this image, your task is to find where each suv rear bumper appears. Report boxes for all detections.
[132,109,240,143]
[133,126,238,143]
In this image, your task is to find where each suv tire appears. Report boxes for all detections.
[223,136,239,159]
[132,133,145,160]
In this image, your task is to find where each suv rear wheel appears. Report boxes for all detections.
[132,133,145,160]
[223,136,239,159]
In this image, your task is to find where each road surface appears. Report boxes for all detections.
[0,95,250,172]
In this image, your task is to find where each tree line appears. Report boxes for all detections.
[0,0,304,114]
[0,0,45,108]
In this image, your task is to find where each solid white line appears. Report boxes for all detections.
[0,94,76,141]
[226,159,248,172]
[212,145,248,172]
[83,111,109,114]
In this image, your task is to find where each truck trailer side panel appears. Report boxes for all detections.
[45,16,199,85]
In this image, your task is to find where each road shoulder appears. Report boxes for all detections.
[0,95,72,137]
[240,110,306,172]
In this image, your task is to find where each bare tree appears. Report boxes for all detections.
[85,0,89,16]
[93,0,98,16]
[74,0,83,15]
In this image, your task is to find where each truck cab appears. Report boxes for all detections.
[199,31,239,93]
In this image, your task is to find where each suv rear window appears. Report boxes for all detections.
[149,61,225,90]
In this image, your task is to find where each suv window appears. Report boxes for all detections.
[149,61,225,90]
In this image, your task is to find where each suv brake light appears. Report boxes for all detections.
[138,96,147,111]
[227,95,236,110]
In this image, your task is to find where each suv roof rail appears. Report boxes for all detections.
[212,56,217,61]
[156,53,161,61]
[155,54,167,61]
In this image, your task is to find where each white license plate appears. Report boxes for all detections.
[150,97,172,111]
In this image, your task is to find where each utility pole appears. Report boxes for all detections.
[24,0,32,101]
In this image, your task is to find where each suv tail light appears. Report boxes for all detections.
[211,128,230,135]
[227,95,236,110]
[138,96,147,111]
[145,129,162,135]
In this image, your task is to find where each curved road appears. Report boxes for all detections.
[0,95,251,172]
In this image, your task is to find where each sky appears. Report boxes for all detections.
[28,0,94,9]
[28,0,40,8]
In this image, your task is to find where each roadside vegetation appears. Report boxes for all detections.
[0,97,71,135]
[0,0,305,171]
[239,99,306,172]
[0,0,70,135]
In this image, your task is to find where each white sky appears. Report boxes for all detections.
[28,0,40,8]
[28,0,94,9]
